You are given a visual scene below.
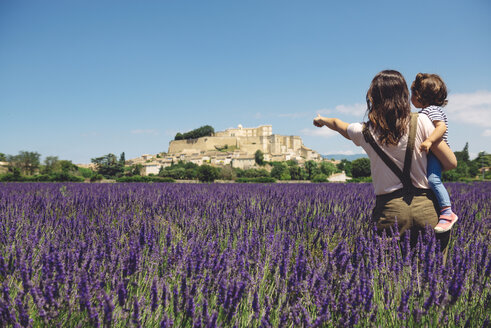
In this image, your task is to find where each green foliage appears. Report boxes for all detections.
[161,167,186,180]
[311,173,328,183]
[254,150,264,166]
[319,161,337,177]
[337,159,352,177]
[0,153,6,161]
[351,158,371,178]
[218,165,237,180]
[7,151,41,175]
[235,177,276,183]
[0,172,84,182]
[119,152,126,165]
[116,176,174,183]
[197,164,219,182]
[174,125,215,140]
[42,156,59,174]
[59,160,77,174]
[286,159,298,167]
[304,160,319,180]
[0,172,20,182]
[454,142,470,162]
[215,144,237,152]
[347,176,373,183]
[289,165,307,180]
[443,145,491,181]
[47,172,84,182]
[91,153,124,178]
[270,162,291,180]
[90,174,104,182]
[235,168,270,178]
[158,161,200,180]
[78,167,95,179]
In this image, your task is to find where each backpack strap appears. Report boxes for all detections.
[362,113,418,191]
[402,113,418,186]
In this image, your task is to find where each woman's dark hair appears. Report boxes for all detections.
[410,73,448,107]
[366,70,411,146]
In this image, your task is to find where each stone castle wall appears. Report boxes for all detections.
[215,125,272,137]
[168,136,237,154]
[167,125,321,162]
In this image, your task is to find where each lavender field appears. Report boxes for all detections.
[0,182,489,327]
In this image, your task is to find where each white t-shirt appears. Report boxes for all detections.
[347,114,435,195]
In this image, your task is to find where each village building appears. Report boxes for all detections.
[127,124,325,175]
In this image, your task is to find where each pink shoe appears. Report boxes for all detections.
[434,213,458,233]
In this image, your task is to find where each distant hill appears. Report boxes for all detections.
[322,154,368,161]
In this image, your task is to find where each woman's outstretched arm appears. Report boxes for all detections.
[430,140,457,171]
[313,114,351,140]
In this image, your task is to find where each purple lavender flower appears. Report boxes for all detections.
[151,278,158,312]
[117,281,127,307]
[132,297,141,328]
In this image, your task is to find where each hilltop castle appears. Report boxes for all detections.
[128,125,322,175]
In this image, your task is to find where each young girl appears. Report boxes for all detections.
[410,73,458,233]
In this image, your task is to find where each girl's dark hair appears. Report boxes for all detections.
[366,70,411,146]
[411,73,448,107]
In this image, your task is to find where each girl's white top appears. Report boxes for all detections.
[347,114,435,195]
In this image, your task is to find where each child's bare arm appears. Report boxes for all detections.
[430,139,457,171]
[420,120,447,152]
[313,114,351,140]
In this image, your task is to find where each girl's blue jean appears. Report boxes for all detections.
[427,152,451,208]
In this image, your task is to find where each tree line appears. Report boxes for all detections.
[1,142,488,183]
[174,125,215,141]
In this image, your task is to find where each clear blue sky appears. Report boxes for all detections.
[1,0,490,163]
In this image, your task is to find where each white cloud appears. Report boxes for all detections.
[300,127,338,138]
[131,129,159,136]
[254,112,263,119]
[334,103,366,117]
[482,129,491,137]
[315,103,366,117]
[446,90,491,128]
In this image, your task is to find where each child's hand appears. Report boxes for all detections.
[420,139,432,153]
[313,114,324,127]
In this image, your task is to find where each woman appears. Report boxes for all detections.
[313,70,457,252]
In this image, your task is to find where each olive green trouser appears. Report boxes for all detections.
[372,188,450,263]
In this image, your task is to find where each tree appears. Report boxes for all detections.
[304,161,319,180]
[0,153,6,161]
[8,151,41,175]
[175,125,215,140]
[312,173,328,183]
[351,158,371,178]
[131,164,144,176]
[119,152,126,166]
[254,150,264,166]
[319,161,337,177]
[441,143,488,181]
[42,156,60,174]
[197,165,219,182]
[91,153,124,178]
[219,165,236,180]
[337,159,352,177]
[289,165,307,180]
[59,160,77,174]
[271,162,290,180]
[455,142,470,163]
